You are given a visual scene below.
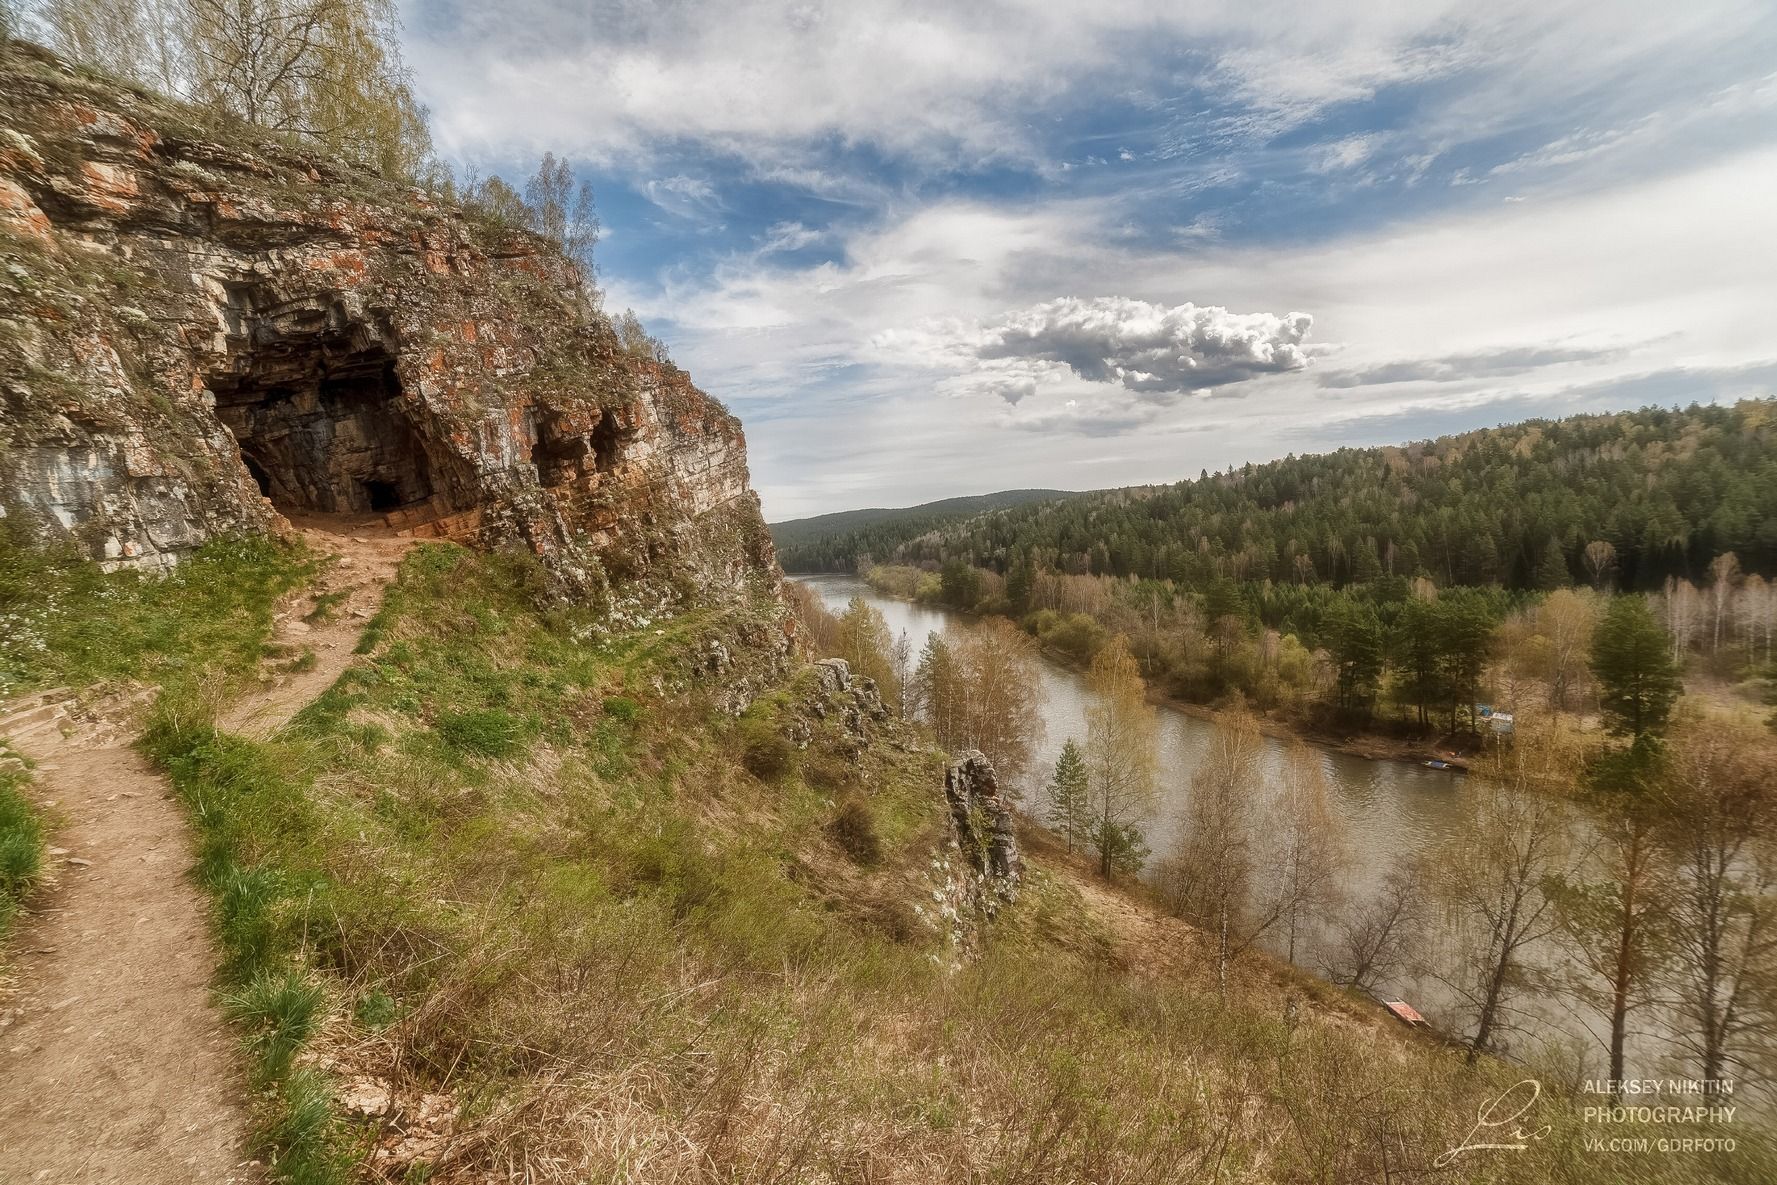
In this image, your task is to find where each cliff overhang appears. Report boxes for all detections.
[0,42,776,613]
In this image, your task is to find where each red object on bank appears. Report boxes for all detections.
[1384,1000,1427,1026]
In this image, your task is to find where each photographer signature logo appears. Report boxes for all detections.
[1435,1079,1552,1167]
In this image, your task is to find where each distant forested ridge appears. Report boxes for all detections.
[772,488,1075,571]
[786,403,1777,590]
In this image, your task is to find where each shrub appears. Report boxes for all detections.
[435,708,526,759]
[740,719,794,780]
[828,794,882,866]
[355,989,398,1029]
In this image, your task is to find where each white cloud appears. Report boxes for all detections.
[442,2,1777,517]
[640,174,721,219]
[881,297,1314,401]
[640,139,1777,516]
[758,221,827,253]
[1309,133,1380,173]
[405,1,1775,173]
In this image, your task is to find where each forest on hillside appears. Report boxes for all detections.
[771,488,1074,568]
[780,402,1777,590]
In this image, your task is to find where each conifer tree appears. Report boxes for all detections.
[1045,738,1091,853]
[1535,537,1571,590]
[1591,597,1682,740]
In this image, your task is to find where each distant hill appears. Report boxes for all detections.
[776,402,1777,589]
[771,489,1076,571]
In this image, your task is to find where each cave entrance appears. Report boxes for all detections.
[214,351,443,522]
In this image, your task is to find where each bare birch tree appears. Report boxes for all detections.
[1083,635,1158,881]
[1262,740,1348,964]
[1663,718,1777,1089]
[1323,862,1426,995]
[1662,577,1704,661]
[524,152,600,288]
[834,596,898,711]
[1158,705,1269,996]
[1431,737,1575,1064]
[1549,742,1674,1098]
[1708,552,1740,656]
[1583,539,1618,591]
[1538,588,1597,713]
[949,617,1045,792]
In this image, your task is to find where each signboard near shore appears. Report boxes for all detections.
[1475,704,1516,734]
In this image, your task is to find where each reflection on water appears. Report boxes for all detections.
[797,574,1469,900]
[796,574,1657,1072]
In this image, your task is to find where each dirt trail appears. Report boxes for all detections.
[220,518,415,739]
[0,519,413,1183]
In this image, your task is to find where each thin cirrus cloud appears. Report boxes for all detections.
[1317,344,1628,389]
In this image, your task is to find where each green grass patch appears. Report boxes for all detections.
[302,590,350,625]
[0,524,310,698]
[434,708,530,759]
[0,761,44,941]
[144,702,357,1183]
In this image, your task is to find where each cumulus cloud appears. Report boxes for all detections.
[911,296,1314,401]
[1317,344,1624,388]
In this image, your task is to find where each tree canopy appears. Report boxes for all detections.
[780,402,1777,591]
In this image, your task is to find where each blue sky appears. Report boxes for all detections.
[398,1,1777,519]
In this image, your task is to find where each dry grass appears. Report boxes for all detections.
[147,544,1772,1183]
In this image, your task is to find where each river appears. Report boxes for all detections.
[797,572,1653,1072]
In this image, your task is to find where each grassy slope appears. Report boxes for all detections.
[0,528,308,966]
[0,530,1764,1181]
[133,543,1768,1183]
[0,527,311,700]
[0,759,39,942]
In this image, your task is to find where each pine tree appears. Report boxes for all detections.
[1591,597,1683,740]
[1351,537,1383,584]
[1325,604,1382,715]
[1394,596,1442,729]
[1045,738,1091,853]
[1434,595,1498,732]
[1536,537,1571,590]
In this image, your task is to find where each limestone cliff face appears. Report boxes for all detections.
[0,44,776,611]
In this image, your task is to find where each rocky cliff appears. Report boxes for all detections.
[0,43,776,612]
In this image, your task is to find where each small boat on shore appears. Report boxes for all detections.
[1383,1000,1430,1028]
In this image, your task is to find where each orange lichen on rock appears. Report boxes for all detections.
[0,176,54,241]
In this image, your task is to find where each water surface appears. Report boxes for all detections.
[798,573,1651,1069]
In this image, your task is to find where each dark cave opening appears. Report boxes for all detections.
[591,413,623,471]
[531,423,589,488]
[363,479,403,510]
[214,354,441,518]
[241,452,273,497]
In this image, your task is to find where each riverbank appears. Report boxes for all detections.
[1034,639,1479,773]
[794,573,1477,775]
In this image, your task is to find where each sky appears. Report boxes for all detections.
[397,1,1777,521]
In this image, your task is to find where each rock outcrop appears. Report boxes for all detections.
[942,749,1022,898]
[0,43,775,610]
[783,657,891,750]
